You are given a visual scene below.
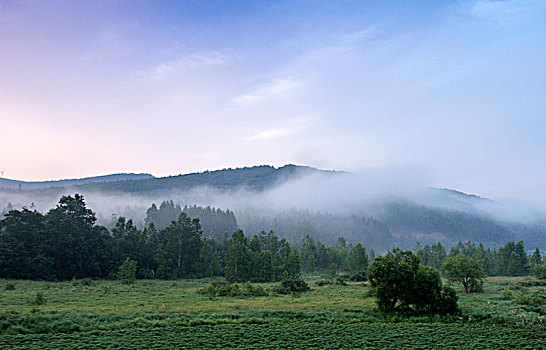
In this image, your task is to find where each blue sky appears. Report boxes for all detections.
[1,0,545,201]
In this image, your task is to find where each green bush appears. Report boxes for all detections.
[242,282,267,296]
[31,292,46,306]
[531,263,546,279]
[273,277,310,295]
[137,268,155,280]
[198,280,267,298]
[315,279,332,286]
[5,283,15,291]
[118,258,137,285]
[500,288,512,300]
[514,289,546,308]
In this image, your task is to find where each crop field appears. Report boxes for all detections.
[1,276,545,349]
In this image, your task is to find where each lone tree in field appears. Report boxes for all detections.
[442,254,484,293]
[368,248,458,314]
[118,257,137,285]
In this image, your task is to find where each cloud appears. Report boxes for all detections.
[246,128,298,141]
[145,51,226,81]
[232,78,299,105]
[245,116,312,141]
[470,0,541,23]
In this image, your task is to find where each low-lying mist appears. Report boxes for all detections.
[2,167,544,229]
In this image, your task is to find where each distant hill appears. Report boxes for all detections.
[0,173,155,190]
[78,164,340,193]
[0,165,543,250]
[0,164,340,194]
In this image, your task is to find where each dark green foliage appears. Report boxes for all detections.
[272,275,310,295]
[197,280,232,297]
[530,248,543,266]
[145,201,238,239]
[162,213,203,278]
[300,235,317,273]
[368,248,420,312]
[368,248,458,314]
[0,195,111,281]
[442,254,485,293]
[224,230,301,283]
[198,280,267,298]
[0,208,52,279]
[0,196,300,282]
[531,263,546,279]
[31,291,46,306]
[118,258,137,285]
[497,241,529,276]
[514,289,546,310]
[224,230,252,282]
[284,249,301,279]
[182,205,238,240]
[501,288,512,300]
[5,283,15,291]
[347,243,368,281]
[415,242,446,271]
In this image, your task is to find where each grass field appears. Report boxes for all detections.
[1,276,545,349]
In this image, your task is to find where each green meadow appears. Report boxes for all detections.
[1,276,544,349]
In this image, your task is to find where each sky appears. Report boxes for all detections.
[1,0,545,202]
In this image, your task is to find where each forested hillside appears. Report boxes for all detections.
[0,165,544,250]
[0,173,154,190]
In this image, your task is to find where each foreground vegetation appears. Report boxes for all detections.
[1,276,544,348]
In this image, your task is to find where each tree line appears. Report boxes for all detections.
[0,195,307,281]
[0,194,544,283]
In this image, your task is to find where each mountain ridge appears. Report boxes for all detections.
[0,173,155,190]
[0,165,341,193]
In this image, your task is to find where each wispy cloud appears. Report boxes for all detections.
[145,51,226,81]
[232,78,299,105]
[246,116,312,141]
[246,128,298,141]
[470,0,539,23]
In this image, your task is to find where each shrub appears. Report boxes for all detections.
[315,279,332,286]
[531,263,546,279]
[230,282,241,296]
[436,286,459,315]
[198,280,267,298]
[31,292,46,306]
[118,258,137,285]
[242,282,267,296]
[315,276,347,286]
[5,283,15,291]
[350,271,367,282]
[137,268,155,280]
[501,288,512,300]
[514,289,546,308]
[273,276,310,295]
[205,284,217,300]
[80,278,92,286]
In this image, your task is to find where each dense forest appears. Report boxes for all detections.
[145,201,238,240]
[0,194,544,282]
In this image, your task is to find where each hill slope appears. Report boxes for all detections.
[0,173,154,190]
